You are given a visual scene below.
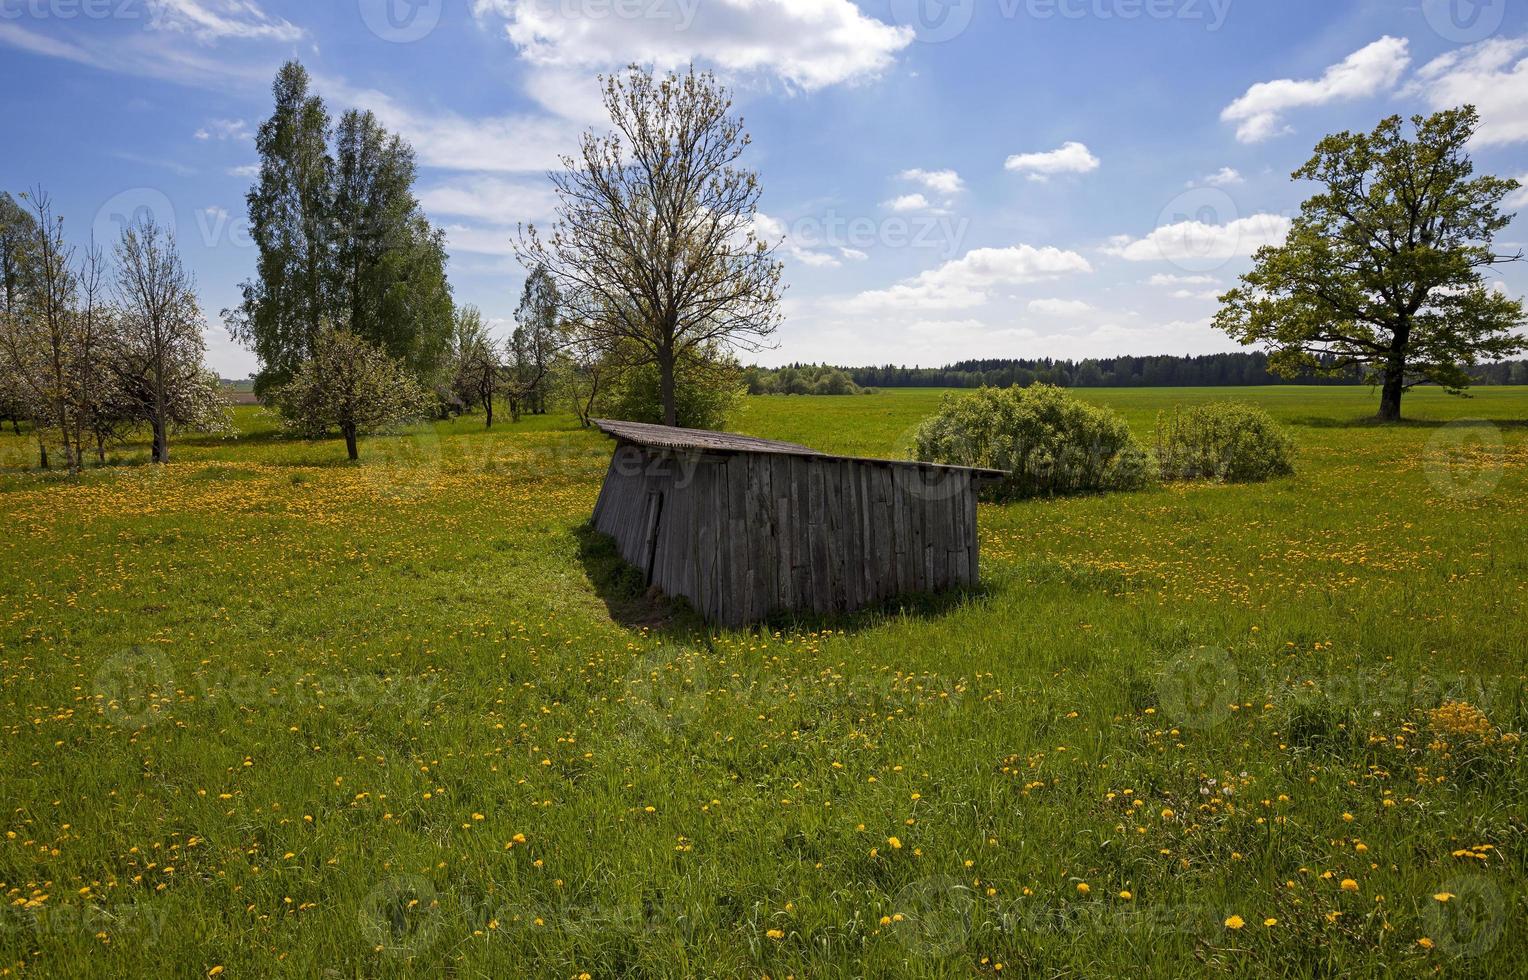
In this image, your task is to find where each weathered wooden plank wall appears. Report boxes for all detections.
[591,443,981,627]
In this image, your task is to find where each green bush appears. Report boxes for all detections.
[599,349,745,430]
[1155,402,1295,482]
[912,383,1150,499]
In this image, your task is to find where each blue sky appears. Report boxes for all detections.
[2,0,1526,378]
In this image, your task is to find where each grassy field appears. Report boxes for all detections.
[1,386,1525,978]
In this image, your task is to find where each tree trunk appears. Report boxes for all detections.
[96,434,106,465]
[343,424,359,461]
[151,419,169,464]
[1377,364,1405,422]
[37,433,48,470]
[485,395,494,429]
[658,346,677,427]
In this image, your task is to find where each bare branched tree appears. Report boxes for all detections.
[0,190,84,473]
[113,218,224,463]
[517,64,783,427]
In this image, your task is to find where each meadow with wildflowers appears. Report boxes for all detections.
[1,386,1525,977]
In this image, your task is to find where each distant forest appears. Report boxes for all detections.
[815,352,1528,389]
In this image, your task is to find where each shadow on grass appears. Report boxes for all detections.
[574,522,992,640]
[1290,415,1528,430]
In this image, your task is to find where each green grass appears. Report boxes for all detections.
[1,387,1525,978]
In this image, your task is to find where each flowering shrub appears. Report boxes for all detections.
[912,383,1150,499]
[1154,401,1295,483]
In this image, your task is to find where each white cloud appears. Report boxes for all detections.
[1106,214,1291,263]
[1003,141,1099,180]
[148,0,304,43]
[419,176,558,227]
[845,245,1093,312]
[0,20,280,90]
[472,0,912,91]
[1506,174,1528,209]
[839,247,868,261]
[1147,273,1218,286]
[440,223,518,256]
[884,193,931,213]
[1409,38,1528,146]
[753,212,841,268]
[1027,298,1094,316]
[1221,36,1409,143]
[227,163,260,178]
[1171,289,1222,300]
[195,118,251,141]
[899,168,965,195]
[326,81,583,173]
[1200,167,1243,187]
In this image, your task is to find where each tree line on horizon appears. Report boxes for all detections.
[773,351,1528,391]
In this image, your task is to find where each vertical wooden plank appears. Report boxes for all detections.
[808,460,831,614]
[891,468,911,595]
[967,477,981,584]
[874,466,894,600]
[775,457,793,613]
[792,456,812,612]
[842,461,863,611]
[726,456,749,624]
[749,455,776,621]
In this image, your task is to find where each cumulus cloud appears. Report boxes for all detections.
[325,80,583,173]
[1409,38,1528,146]
[195,118,250,141]
[1003,141,1099,180]
[472,0,913,91]
[899,168,965,195]
[1200,167,1243,186]
[419,176,558,227]
[1027,298,1094,316]
[844,245,1093,312]
[1147,273,1219,287]
[753,212,842,268]
[1505,174,1528,209]
[1105,214,1291,264]
[884,193,931,213]
[1221,36,1409,143]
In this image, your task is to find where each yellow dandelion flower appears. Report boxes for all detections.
[1225,915,1245,930]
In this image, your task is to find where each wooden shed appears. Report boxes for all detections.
[589,419,1005,626]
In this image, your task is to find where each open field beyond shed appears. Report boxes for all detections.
[2,387,1526,977]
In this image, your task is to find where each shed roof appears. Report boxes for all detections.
[591,418,1008,479]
